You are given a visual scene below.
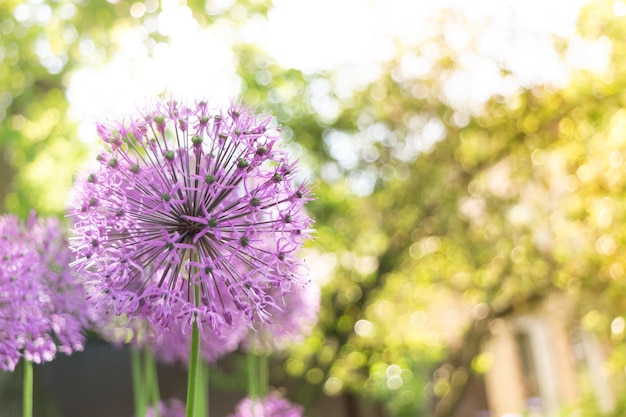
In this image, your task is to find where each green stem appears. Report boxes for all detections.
[258,353,269,398]
[186,284,201,417]
[145,348,161,417]
[22,360,33,417]
[194,360,208,417]
[131,349,146,417]
[204,362,210,417]
[247,336,260,399]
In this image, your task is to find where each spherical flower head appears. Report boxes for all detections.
[245,280,320,354]
[228,393,305,417]
[69,99,314,337]
[0,214,90,371]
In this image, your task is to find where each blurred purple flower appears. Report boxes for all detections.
[245,280,320,354]
[0,214,90,371]
[228,393,305,417]
[69,99,313,337]
[141,398,186,417]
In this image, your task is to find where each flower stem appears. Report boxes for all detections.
[258,354,269,398]
[22,359,33,417]
[204,362,210,417]
[186,284,201,417]
[145,348,161,417]
[194,360,208,417]
[131,349,146,417]
[246,336,259,399]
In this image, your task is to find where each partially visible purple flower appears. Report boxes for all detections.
[140,398,186,417]
[69,99,313,337]
[245,280,320,354]
[0,214,90,371]
[32,216,92,354]
[0,217,47,370]
[228,393,305,417]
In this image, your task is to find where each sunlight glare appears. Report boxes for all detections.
[67,0,598,143]
[67,5,240,144]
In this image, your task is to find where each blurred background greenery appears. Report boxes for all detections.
[3,0,626,416]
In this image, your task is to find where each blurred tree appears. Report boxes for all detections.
[257,1,626,416]
[0,0,125,216]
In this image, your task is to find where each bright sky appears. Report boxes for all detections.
[66,0,609,144]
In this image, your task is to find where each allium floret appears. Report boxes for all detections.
[69,99,313,337]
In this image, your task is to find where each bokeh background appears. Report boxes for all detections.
[2,0,626,416]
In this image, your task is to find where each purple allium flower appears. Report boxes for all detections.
[69,99,313,337]
[140,398,186,417]
[32,216,92,354]
[228,393,305,417]
[245,280,320,354]
[0,214,89,371]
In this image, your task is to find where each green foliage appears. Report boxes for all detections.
[282,2,626,415]
[0,0,151,217]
